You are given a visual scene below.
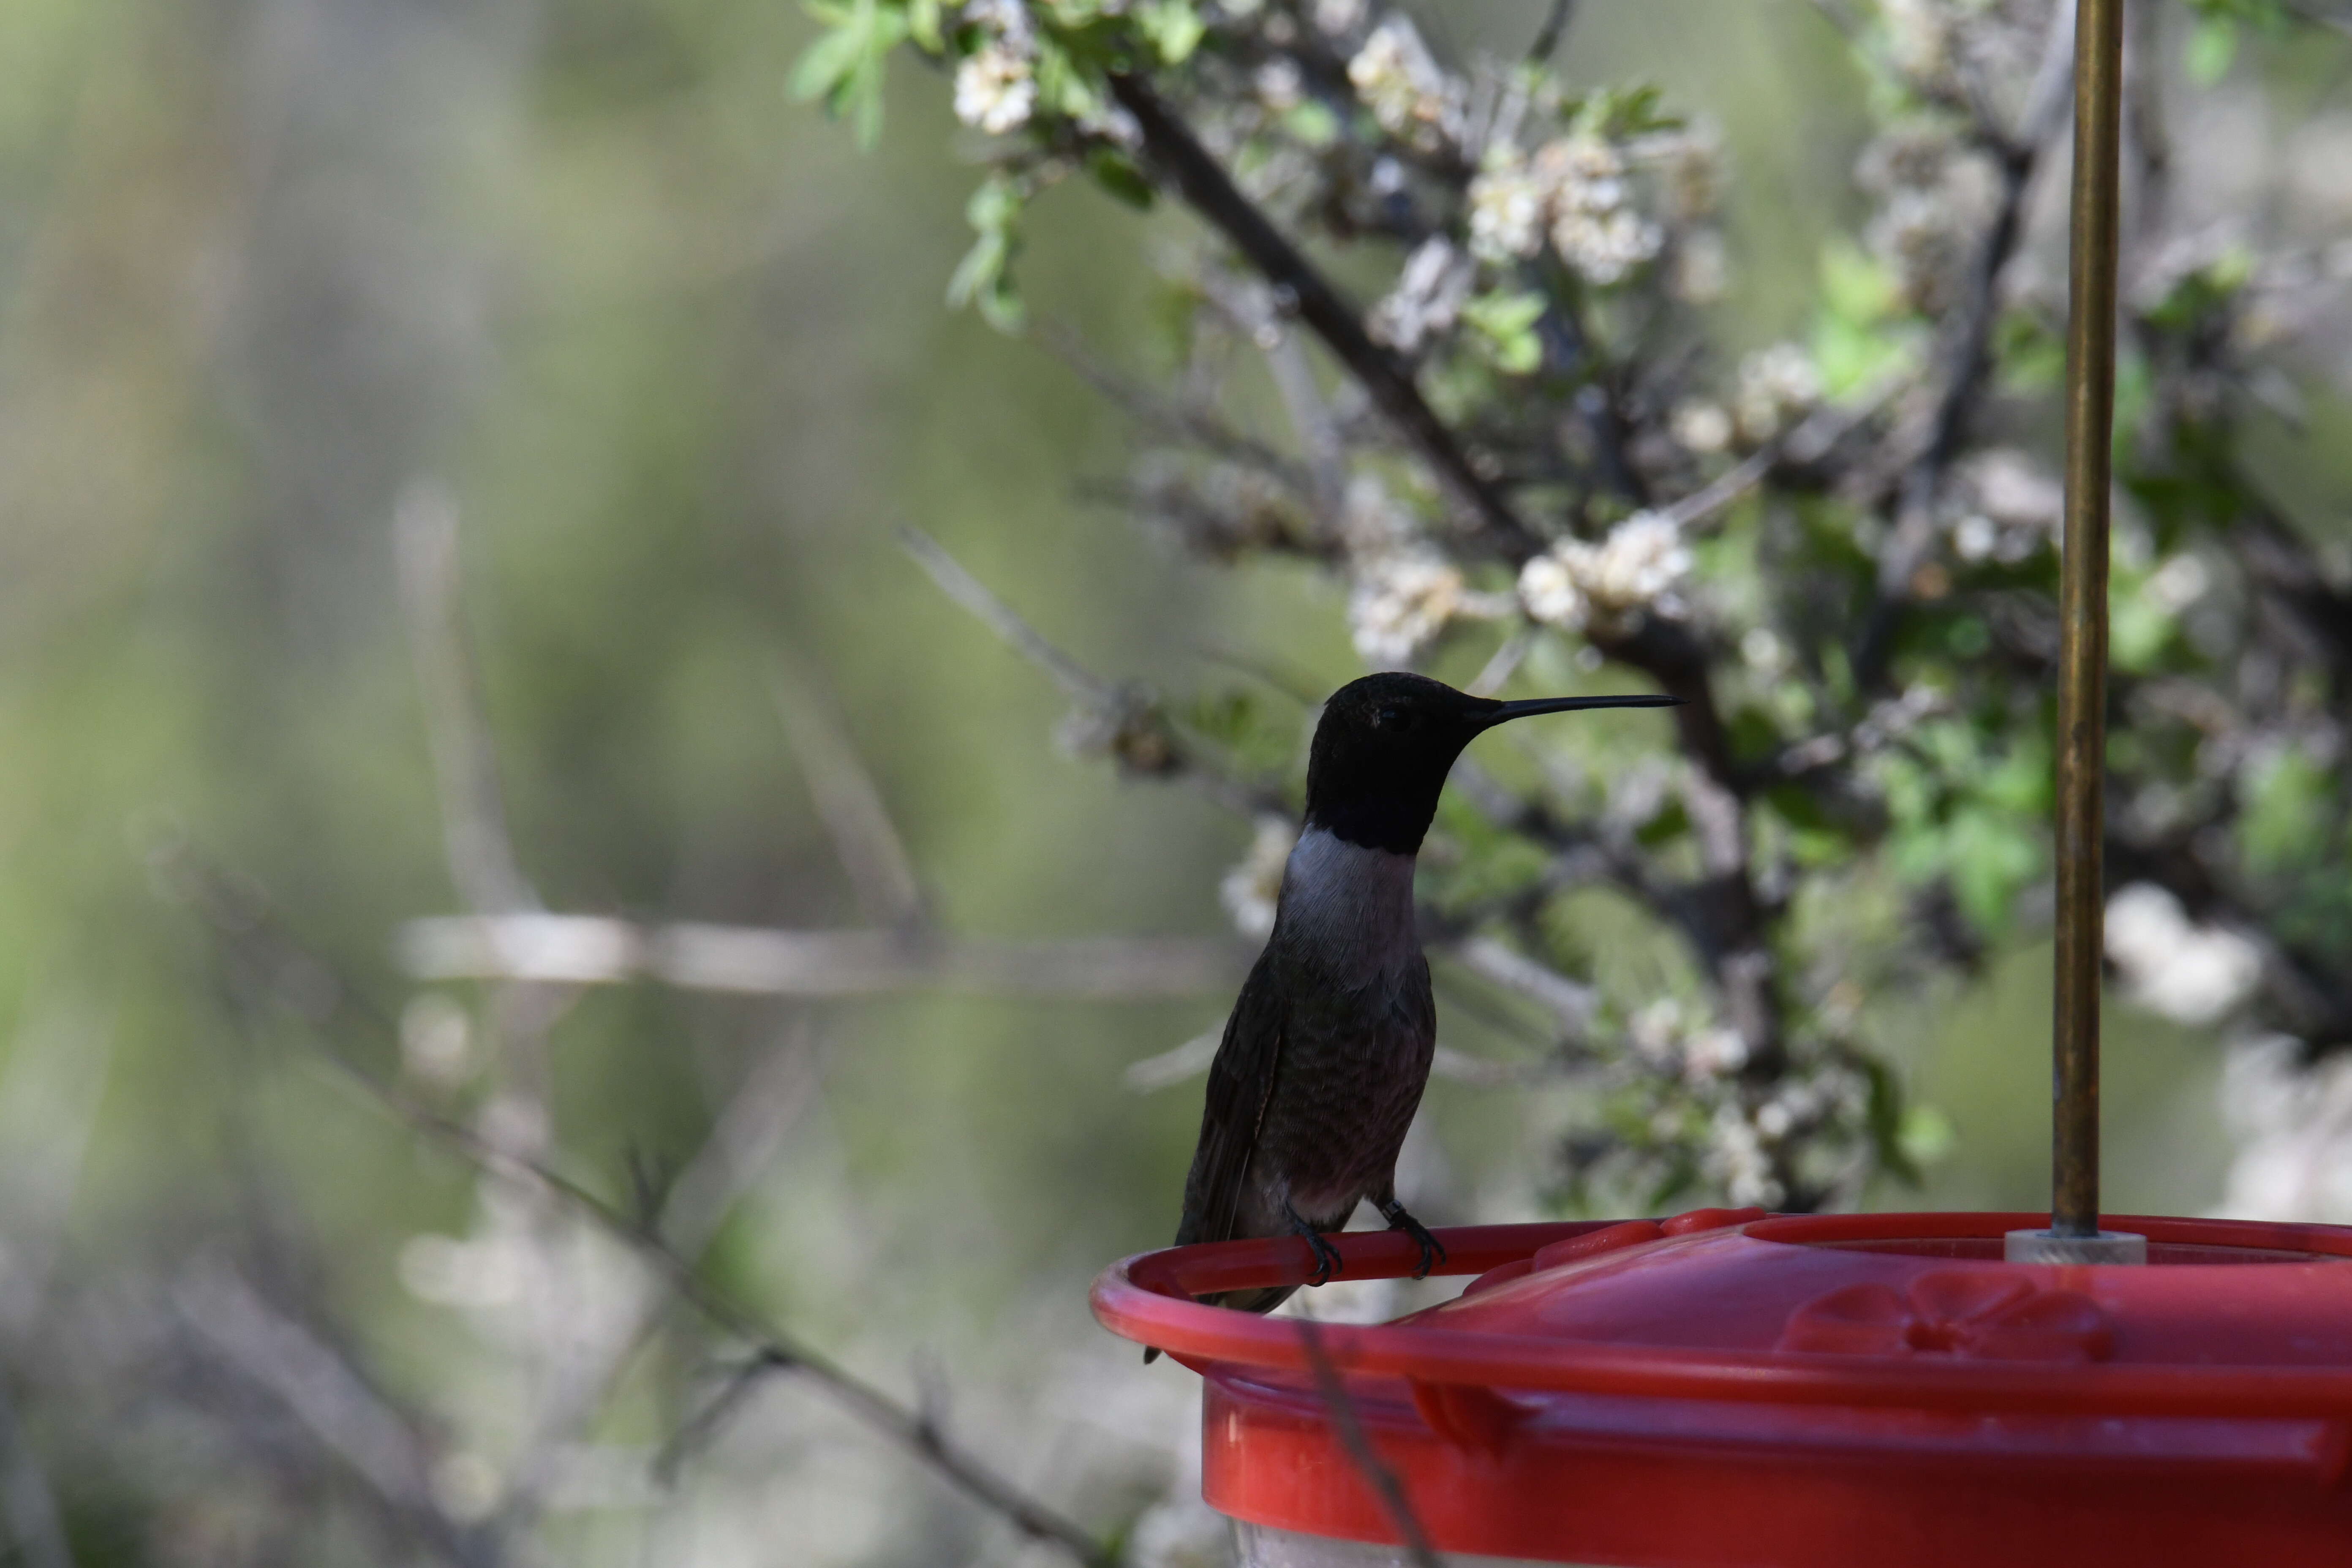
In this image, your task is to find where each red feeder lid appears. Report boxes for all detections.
[1093,1210,2352,1566]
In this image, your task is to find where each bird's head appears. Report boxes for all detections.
[1303,671,1682,855]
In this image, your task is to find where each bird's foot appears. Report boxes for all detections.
[1378,1199,1447,1280]
[1283,1204,1345,1287]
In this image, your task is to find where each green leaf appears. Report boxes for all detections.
[789,11,866,102]
[1085,148,1156,209]
[1461,289,1547,375]
[2109,588,2173,673]
[2241,745,2331,876]
[1897,1103,1954,1169]
[1285,100,1340,147]
[1033,36,1102,120]
[948,176,1027,332]
[2186,14,2238,85]
[1857,1056,1920,1185]
[1942,805,2039,935]
[1993,309,2064,395]
[1136,0,1206,65]
[908,0,942,52]
[789,0,909,148]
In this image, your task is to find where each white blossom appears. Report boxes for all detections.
[1671,228,1729,303]
[1347,16,1457,149]
[2105,882,2262,1026]
[961,0,1037,47]
[1468,132,1662,283]
[1552,206,1664,286]
[1882,0,1960,88]
[2148,553,2212,613]
[954,44,1037,134]
[1220,817,1297,940]
[1516,551,1588,631]
[1581,512,1690,615]
[1338,473,1415,556]
[1467,152,1549,263]
[1952,512,1998,561]
[1313,0,1366,36]
[1535,133,1627,209]
[1734,343,1821,445]
[1368,237,1474,352]
[1948,449,2062,563]
[1684,1027,1750,1085]
[1518,511,1693,634]
[1671,398,1733,455]
[1658,130,1724,221]
[1739,626,1788,674]
[1704,1104,1783,1208]
[1628,999,1685,1068]
[400,992,474,1086]
[1534,134,1660,284]
[1349,550,1469,665]
[2215,1035,2352,1224]
[1254,57,1304,112]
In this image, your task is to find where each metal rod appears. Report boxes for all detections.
[2052,0,2125,1240]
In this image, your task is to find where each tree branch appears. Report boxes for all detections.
[1292,1320,1443,1568]
[1108,72,1536,556]
[170,857,1124,1568]
[397,915,1250,999]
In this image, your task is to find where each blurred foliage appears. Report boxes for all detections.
[0,0,2350,1565]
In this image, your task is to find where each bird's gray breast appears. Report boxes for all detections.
[1271,827,1423,993]
[1256,828,1435,1218]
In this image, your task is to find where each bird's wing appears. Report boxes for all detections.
[1174,948,1286,1247]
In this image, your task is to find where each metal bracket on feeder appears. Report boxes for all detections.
[2038,0,2142,1262]
[2005,1227,2148,1265]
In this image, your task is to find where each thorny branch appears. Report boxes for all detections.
[1101,68,1804,1089]
[1293,1320,1444,1568]
[1110,71,1535,554]
[823,0,2352,1205]
[167,852,1124,1568]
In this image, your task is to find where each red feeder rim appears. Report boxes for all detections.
[1094,1209,2352,1566]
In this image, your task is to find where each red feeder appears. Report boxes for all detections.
[1099,5,2352,1563]
[1093,1209,2352,1565]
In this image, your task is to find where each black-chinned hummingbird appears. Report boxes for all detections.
[1152,672,1680,1354]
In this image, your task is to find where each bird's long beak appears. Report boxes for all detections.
[1477,693,1685,730]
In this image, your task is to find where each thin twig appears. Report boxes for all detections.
[173,1263,485,1565]
[1037,318,1316,496]
[395,484,539,919]
[1101,71,1784,1082]
[172,859,1123,1568]
[1854,0,2076,688]
[1663,379,1906,537]
[1528,0,1576,61]
[899,525,1110,704]
[0,1383,74,1568]
[503,1021,830,1516]
[1125,1026,1549,1092]
[1292,1320,1444,1568]
[654,1350,797,1484]
[770,650,928,928]
[397,915,1249,998]
[903,526,1291,817]
[1108,72,1535,556]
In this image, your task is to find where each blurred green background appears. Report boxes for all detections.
[0,0,2290,1562]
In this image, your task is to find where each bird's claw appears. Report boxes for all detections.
[1284,1204,1345,1287]
[1301,1227,1343,1286]
[1380,1200,1447,1280]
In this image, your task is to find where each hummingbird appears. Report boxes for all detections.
[1152,672,1680,1355]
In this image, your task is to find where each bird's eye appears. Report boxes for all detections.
[1375,706,1405,730]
